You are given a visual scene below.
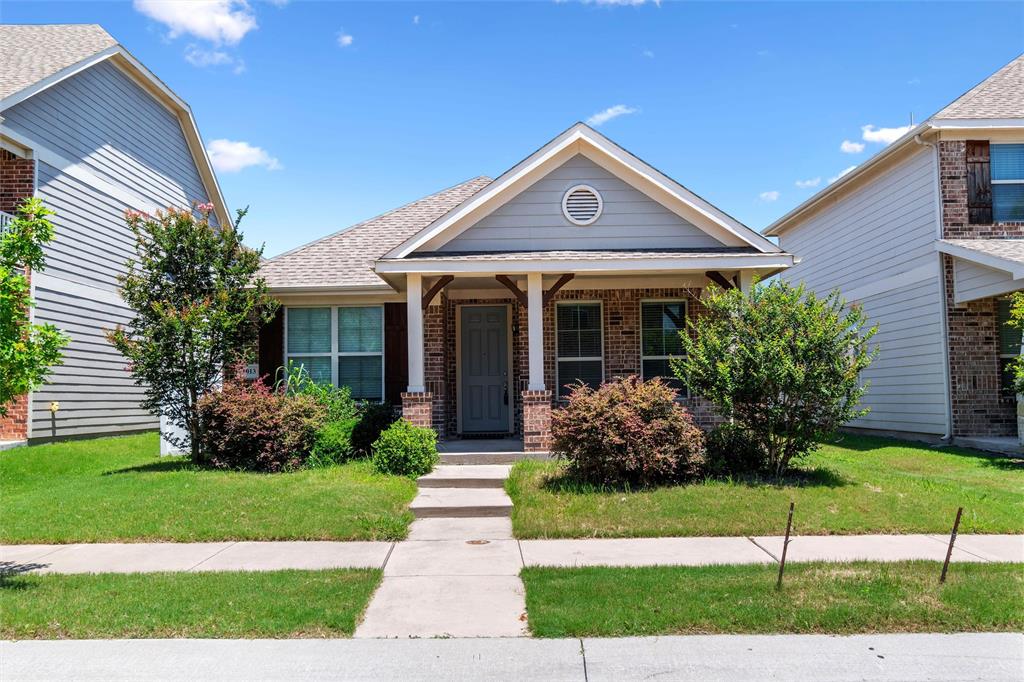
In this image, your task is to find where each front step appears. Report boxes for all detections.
[417,465,511,489]
[409,488,513,518]
[438,452,551,465]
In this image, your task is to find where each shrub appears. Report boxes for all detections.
[308,418,359,468]
[197,379,326,472]
[371,419,438,477]
[551,376,706,487]
[351,402,399,456]
[705,422,767,476]
[677,280,877,476]
[276,362,359,423]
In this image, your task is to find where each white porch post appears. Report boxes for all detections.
[407,273,425,393]
[738,270,755,293]
[527,272,545,391]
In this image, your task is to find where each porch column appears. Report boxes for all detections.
[523,272,552,452]
[738,270,755,293]
[527,272,545,391]
[402,273,432,429]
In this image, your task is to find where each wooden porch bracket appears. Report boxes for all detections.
[543,273,575,306]
[704,271,735,290]
[495,275,528,307]
[421,275,454,309]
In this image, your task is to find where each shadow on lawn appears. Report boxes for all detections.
[102,459,200,476]
[541,466,850,495]
[0,562,45,587]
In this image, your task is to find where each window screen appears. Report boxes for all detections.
[641,301,687,394]
[556,303,603,399]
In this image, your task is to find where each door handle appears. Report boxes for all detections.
[503,382,509,405]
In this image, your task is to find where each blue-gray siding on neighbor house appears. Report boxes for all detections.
[439,155,726,252]
[3,61,212,440]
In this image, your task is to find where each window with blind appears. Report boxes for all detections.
[992,144,1024,223]
[556,302,603,399]
[286,306,384,401]
[997,298,1021,397]
[641,301,687,395]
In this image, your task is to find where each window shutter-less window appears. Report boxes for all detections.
[967,141,992,225]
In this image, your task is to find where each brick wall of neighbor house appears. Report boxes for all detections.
[0,150,36,441]
[939,140,1024,436]
[436,286,722,440]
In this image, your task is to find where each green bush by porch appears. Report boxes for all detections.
[0,433,417,543]
[521,561,1024,638]
[508,435,1024,538]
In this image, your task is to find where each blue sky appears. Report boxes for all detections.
[6,1,1023,257]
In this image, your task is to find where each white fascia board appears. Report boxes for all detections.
[935,240,1024,279]
[929,118,1024,129]
[267,284,397,295]
[375,253,795,275]
[387,122,779,258]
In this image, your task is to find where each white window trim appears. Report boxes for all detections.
[283,304,385,401]
[555,300,604,398]
[640,298,688,397]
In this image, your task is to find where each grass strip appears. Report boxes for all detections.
[0,569,381,639]
[521,561,1024,638]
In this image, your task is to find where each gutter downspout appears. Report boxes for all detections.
[915,131,953,443]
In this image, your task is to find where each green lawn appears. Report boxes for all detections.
[508,435,1024,538]
[0,433,417,543]
[522,561,1024,638]
[0,569,380,639]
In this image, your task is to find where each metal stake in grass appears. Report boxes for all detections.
[776,501,794,590]
[939,506,963,584]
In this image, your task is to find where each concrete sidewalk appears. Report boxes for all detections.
[3,534,1021,575]
[2,633,1021,681]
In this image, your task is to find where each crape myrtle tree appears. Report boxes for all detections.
[0,198,68,416]
[107,203,277,459]
[674,279,878,476]
[1005,291,1024,395]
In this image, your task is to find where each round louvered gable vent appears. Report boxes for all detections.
[562,185,603,226]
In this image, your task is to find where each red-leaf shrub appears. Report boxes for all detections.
[197,379,326,472]
[551,376,706,486]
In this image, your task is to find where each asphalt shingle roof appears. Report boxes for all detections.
[0,24,117,101]
[933,54,1024,120]
[260,177,492,290]
[940,239,1024,265]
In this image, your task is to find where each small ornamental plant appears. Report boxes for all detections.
[551,376,706,487]
[371,419,438,477]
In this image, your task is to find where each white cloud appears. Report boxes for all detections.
[861,123,914,145]
[840,139,865,154]
[207,139,281,173]
[582,0,660,5]
[183,44,244,73]
[907,77,921,86]
[642,49,655,58]
[133,0,257,45]
[586,104,639,127]
[828,165,858,184]
[337,31,354,47]
[759,190,780,202]
[413,15,420,24]
[795,177,821,189]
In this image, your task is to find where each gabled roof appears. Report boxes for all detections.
[934,54,1024,120]
[386,122,782,258]
[259,177,492,291]
[765,53,1024,237]
[0,24,231,228]
[936,239,1024,278]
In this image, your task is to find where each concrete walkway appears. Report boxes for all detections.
[4,534,1021,576]
[3,633,1021,681]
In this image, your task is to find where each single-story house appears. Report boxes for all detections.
[259,123,797,450]
[765,54,1024,451]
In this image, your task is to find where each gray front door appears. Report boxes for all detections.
[460,305,509,433]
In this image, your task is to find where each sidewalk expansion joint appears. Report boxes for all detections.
[579,638,589,682]
[747,536,780,563]
[921,534,992,562]
[517,539,526,567]
[186,542,238,572]
[380,542,397,571]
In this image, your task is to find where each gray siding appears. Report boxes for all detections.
[777,146,947,436]
[440,154,725,252]
[953,259,1018,303]
[6,61,215,440]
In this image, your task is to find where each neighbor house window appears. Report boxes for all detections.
[640,300,687,396]
[556,302,603,399]
[997,298,1021,397]
[992,144,1024,223]
[286,305,384,401]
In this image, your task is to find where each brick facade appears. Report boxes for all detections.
[427,286,720,443]
[0,150,35,441]
[401,392,433,429]
[939,141,1024,437]
[522,390,552,452]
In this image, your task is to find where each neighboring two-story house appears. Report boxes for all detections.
[766,55,1024,451]
[0,24,229,444]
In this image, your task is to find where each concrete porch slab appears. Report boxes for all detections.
[751,534,982,563]
[409,488,513,518]
[0,440,26,451]
[384,539,522,577]
[951,436,1024,455]
[438,439,524,454]
[407,518,514,541]
[417,465,511,488]
[28,542,235,574]
[190,541,392,572]
[926,534,1024,563]
[519,537,774,567]
[354,575,528,638]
